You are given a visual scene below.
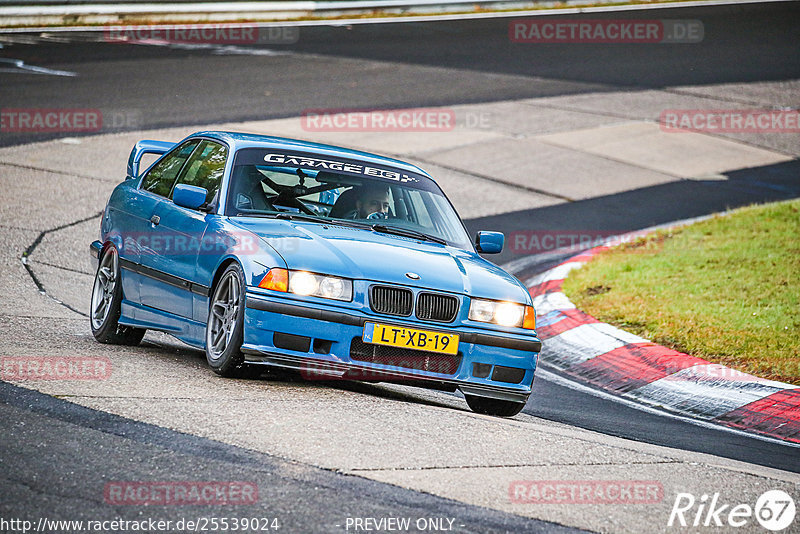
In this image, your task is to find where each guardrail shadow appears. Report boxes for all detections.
[290,2,800,89]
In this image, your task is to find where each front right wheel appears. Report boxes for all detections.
[206,263,252,377]
[465,395,526,417]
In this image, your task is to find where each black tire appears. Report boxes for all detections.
[90,245,146,345]
[205,263,254,378]
[465,395,527,417]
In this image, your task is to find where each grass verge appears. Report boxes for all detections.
[562,199,800,385]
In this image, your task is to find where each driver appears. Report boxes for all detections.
[345,184,391,220]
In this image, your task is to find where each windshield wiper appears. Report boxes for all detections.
[371,224,447,245]
[273,212,373,230]
[273,212,329,223]
[238,212,329,223]
[240,213,445,244]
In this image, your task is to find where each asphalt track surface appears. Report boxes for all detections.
[1,2,799,147]
[0,380,576,533]
[1,1,800,531]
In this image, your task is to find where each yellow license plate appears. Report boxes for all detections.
[362,322,459,355]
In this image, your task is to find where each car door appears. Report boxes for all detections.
[104,179,149,305]
[135,139,200,316]
[145,140,228,319]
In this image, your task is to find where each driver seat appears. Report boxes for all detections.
[328,188,359,218]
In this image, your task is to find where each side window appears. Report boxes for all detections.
[140,141,199,197]
[171,140,228,206]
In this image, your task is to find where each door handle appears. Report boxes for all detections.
[150,215,160,226]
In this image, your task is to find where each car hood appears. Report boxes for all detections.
[229,218,530,303]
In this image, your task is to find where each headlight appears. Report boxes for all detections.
[469,298,536,330]
[289,271,318,296]
[259,268,352,302]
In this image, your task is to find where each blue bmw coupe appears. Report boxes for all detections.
[90,131,541,416]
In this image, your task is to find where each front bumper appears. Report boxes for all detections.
[243,291,541,403]
[89,240,102,271]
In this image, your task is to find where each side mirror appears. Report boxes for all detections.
[173,184,208,210]
[475,231,504,254]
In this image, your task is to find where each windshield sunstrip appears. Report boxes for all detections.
[232,148,436,191]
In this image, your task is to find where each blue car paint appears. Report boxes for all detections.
[94,131,541,403]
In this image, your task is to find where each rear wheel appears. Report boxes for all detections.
[465,395,526,417]
[206,263,253,377]
[90,246,146,345]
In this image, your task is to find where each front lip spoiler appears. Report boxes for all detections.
[245,294,542,353]
[90,240,102,258]
[241,349,531,403]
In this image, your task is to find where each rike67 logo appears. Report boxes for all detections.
[668,490,796,531]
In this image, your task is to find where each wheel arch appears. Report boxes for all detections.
[101,236,123,257]
[208,257,242,307]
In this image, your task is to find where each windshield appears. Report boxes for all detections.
[226,149,472,250]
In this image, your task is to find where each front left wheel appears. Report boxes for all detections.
[90,245,146,345]
[206,263,253,377]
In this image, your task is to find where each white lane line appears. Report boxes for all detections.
[536,367,800,449]
[130,40,291,56]
[0,58,76,76]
